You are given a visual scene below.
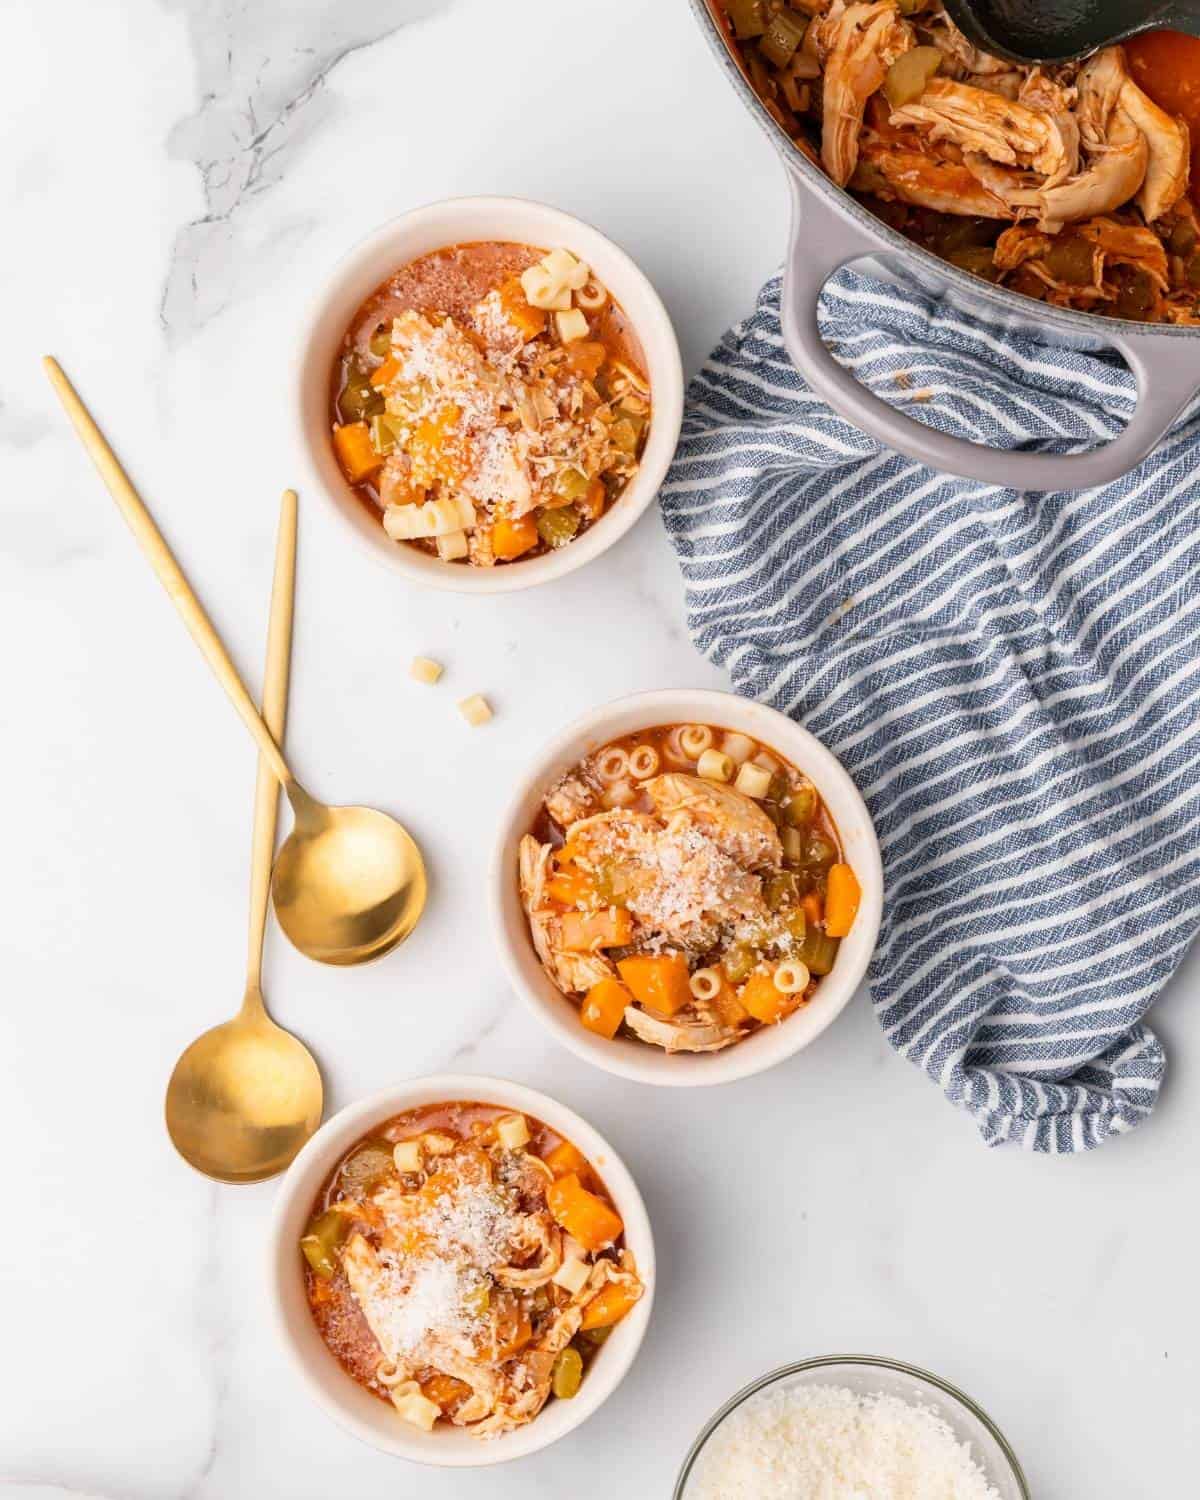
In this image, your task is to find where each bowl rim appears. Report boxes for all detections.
[489,687,883,1088]
[672,1354,1032,1499]
[265,1071,656,1467]
[292,193,685,595]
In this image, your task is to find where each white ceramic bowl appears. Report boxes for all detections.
[295,195,684,593]
[267,1074,655,1467]
[491,689,883,1087]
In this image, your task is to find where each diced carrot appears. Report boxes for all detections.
[617,952,692,1017]
[370,354,402,389]
[802,890,824,927]
[421,1373,472,1410]
[546,1173,624,1251]
[410,402,463,484]
[581,977,633,1039]
[546,867,597,907]
[542,1139,589,1180]
[739,968,798,1025]
[492,514,540,561]
[332,421,383,484]
[561,907,634,952]
[824,863,861,938]
[580,1279,642,1331]
[580,477,607,522]
[563,340,606,379]
[495,1314,533,1360]
[498,276,547,342]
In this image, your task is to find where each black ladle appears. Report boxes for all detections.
[941,0,1200,64]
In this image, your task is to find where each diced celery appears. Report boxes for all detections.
[554,467,591,502]
[536,506,581,549]
[759,9,807,67]
[300,1209,348,1279]
[369,414,397,455]
[551,1347,584,1400]
[726,0,766,39]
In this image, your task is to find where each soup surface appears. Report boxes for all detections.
[330,242,651,565]
[519,724,862,1053]
[717,1,1200,324]
[302,1102,643,1439]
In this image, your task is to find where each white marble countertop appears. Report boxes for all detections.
[4,0,1198,1495]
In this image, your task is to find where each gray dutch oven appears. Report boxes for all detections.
[691,0,1199,490]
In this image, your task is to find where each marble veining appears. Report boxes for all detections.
[161,0,451,342]
[4,0,1197,1495]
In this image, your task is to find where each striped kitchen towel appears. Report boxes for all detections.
[660,267,1200,1152]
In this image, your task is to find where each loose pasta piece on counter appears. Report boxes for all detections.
[458,693,493,727]
[409,656,443,685]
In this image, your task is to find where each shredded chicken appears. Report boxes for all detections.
[720,0,1200,321]
[622,1006,738,1053]
[644,774,782,871]
[890,77,1073,182]
[812,0,914,185]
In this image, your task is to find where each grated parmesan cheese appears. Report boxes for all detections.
[342,1165,518,1366]
[689,1384,1003,1500]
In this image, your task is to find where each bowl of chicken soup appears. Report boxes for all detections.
[269,1074,655,1465]
[491,690,883,1086]
[295,196,683,593]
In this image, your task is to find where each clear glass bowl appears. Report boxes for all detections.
[673,1355,1030,1499]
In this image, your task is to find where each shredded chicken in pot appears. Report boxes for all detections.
[718,0,1200,322]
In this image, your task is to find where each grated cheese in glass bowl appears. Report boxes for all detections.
[674,1356,1030,1500]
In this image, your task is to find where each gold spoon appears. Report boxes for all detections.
[43,356,427,965]
[166,489,323,1181]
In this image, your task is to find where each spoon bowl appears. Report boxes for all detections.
[273,793,427,965]
[161,488,325,1181]
[166,995,324,1183]
[43,356,428,971]
[942,0,1200,64]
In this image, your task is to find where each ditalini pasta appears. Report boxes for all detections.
[301,1101,643,1439]
[517,722,862,1054]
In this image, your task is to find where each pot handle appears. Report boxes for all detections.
[780,171,1197,492]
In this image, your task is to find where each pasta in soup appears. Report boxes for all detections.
[301,1102,643,1438]
[330,242,651,565]
[519,724,862,1053]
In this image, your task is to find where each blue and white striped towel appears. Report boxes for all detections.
[660,267,1200,1152]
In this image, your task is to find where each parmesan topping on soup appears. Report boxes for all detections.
[330,243,651,566]
[518,724,862,1054]
[300,1105,644,1440]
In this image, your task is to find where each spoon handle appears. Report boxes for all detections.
[246,491,297,996]
[42,357,293,789]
